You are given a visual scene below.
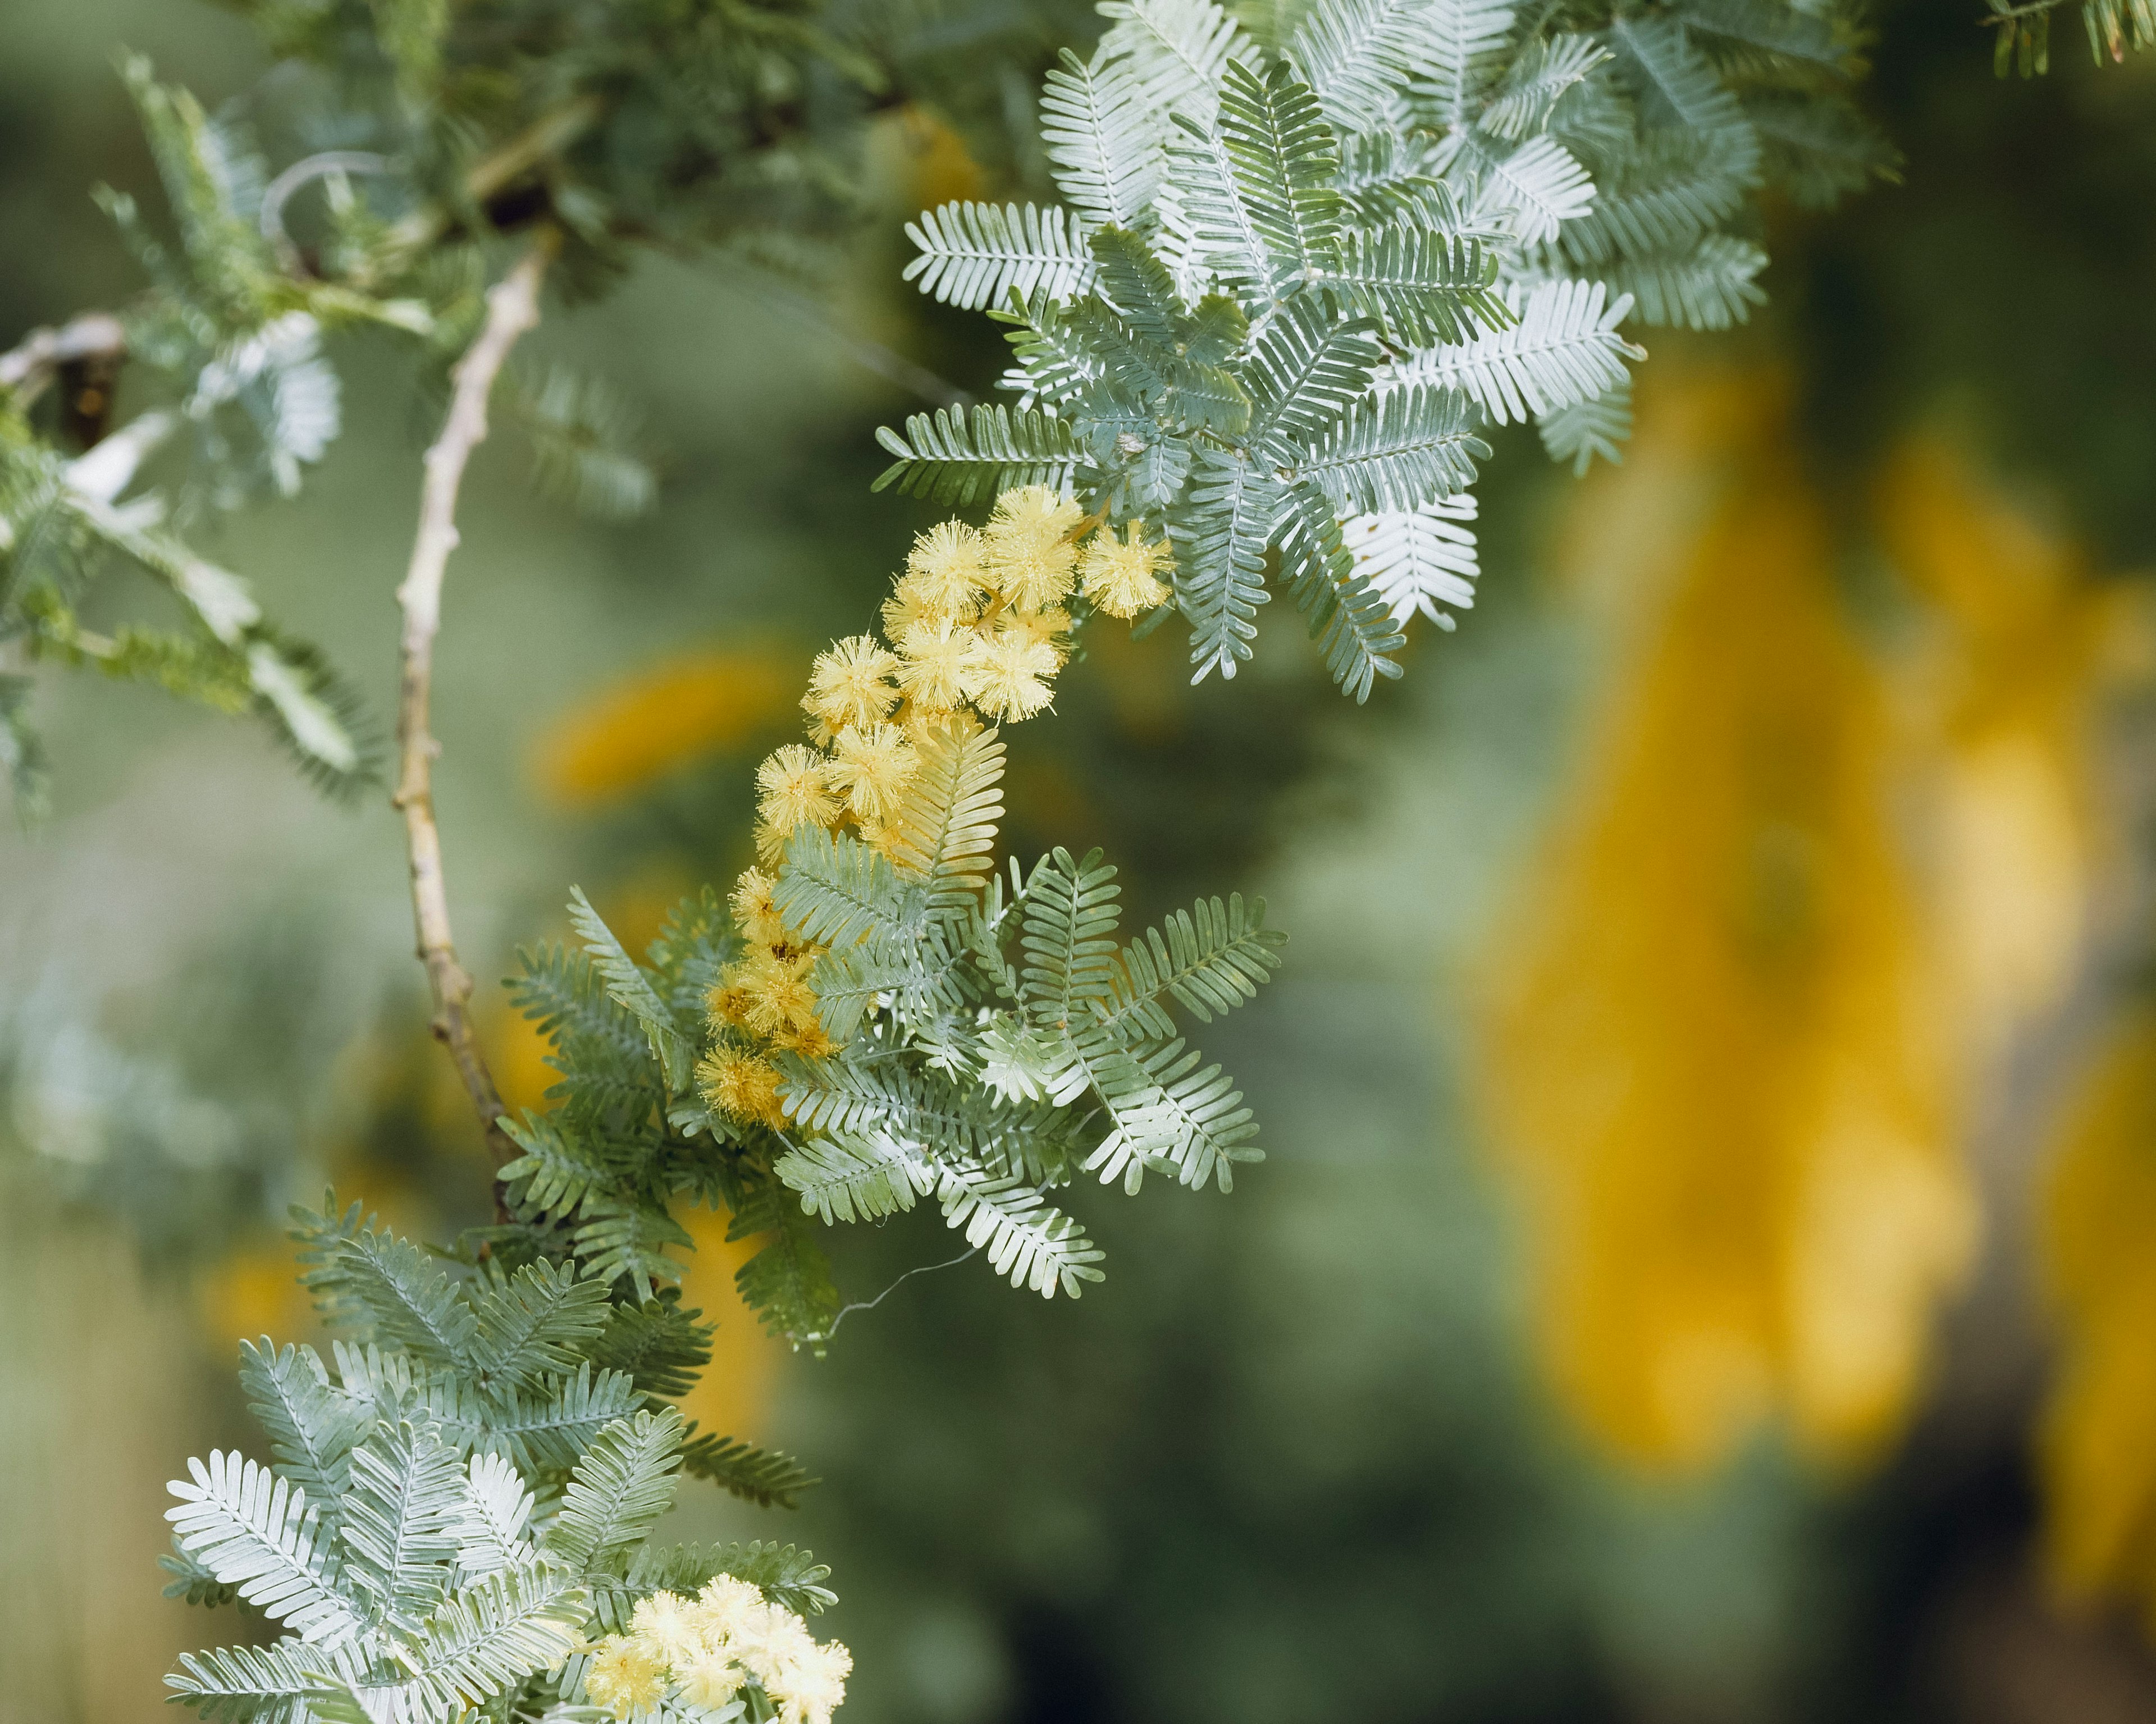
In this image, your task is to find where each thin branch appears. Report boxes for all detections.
[0,313,127,406]
[393,234,556,1194]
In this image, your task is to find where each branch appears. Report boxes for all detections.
[392,235,556,1194]
[0,312,127,406]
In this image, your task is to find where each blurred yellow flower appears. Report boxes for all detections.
[535,650,793,806]
[2039,1014,2156,1626]
[1479,381,1976,1469]
[1876,438,2132,1058]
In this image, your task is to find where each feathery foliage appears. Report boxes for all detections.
[167,1205,838,1724]
[889,0,1890,697]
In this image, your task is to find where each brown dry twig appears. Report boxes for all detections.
[393,234,556,1200]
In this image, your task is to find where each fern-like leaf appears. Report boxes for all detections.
[166,1452,362,1645]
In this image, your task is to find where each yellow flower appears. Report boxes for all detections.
[966,630,1058,722]
[698,1048,787,1128]
[583,1636,667,1720]
[828,722,919,823]
[2037,1012,2156,1624]
[802,635,900,737]
[880,583,933,644]
[1079,522,1173,619]
[629,1591,704,1667]
[773,1019,838,1060]
[894,618,979,710]
[693,1576,768,1647]
[903,520,992,617]
[1478,375,1974,1470]
[676,1652,745,1712]
[755,744,838,842]
[995,605,1073,665]
[739,947,820,1039]
[984,484,1082,611]
[902,702,985,747]
[729,867,788,949]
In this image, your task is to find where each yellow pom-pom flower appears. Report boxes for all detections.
[1079,522,1173,619]
[966,630,1059,722]
[677,1652,746,1712]
[738,947,820,1039]
[994,604,1073,666]
[756,744,838,841]
[629,1592,706,1667]
[729,866,788,948]
[828,721,919,822]
[698,1046,787,1128]
[903,520,991,616]
[894,617,978,710]
[802,635,899,737]
[583,1636,668,1719]
[984,485,1082,611]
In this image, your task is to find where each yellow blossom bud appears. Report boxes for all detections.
[629,1591,705,1667]
[729,867,790,948]
[1078,522,1173,619]
[677,1651,744,1712]
[739,947,820,1038]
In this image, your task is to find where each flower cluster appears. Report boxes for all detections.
[583,1576,852,1724]
[696,487,1172,1129]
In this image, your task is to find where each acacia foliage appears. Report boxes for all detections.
[163,1200,831,1724]
[885,0,1892,699]
[497,719,1283,1351]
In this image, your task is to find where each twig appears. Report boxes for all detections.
[0,313,127,406]
[393,235,556,1195]
[825,1246,980,1336]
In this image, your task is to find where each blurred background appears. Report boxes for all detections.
[4,3,2156,1721]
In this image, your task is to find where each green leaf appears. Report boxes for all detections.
[457,1363,644,1474]
[1100,892,1286,1044]
[399,1562,588,1717]
[873,403,1088,506]
[933,1163,1106,1298]
[165,1451,362,1646]
[1175,448,1283,682]
[1393,278,1639,425]
[1241,295,1378,456]
[1300,382,1486,514]
[891,721,1006,916]
[467,1259,612,1393]
[572,1199,693,1300]
[1042,48,1165,229]
[593,1541,834,1634]
[678,1426,820,1508]
[448,1451,535,1579]
[775,1132,937,1225]
[1172,58,1342,299]
[239,1340,373,1522]
[301,1222,479,1370]
[1020,847,1125,1034]
[166,1639,341,1724]
[1537,374,1633,474]
[1314,222,1509,346]
[1098,0,1251,127]
[339,1420,463,1632]
[1278,483,1407,701]
[541,1409,686,1576]
[568,886,696,1095]
[774,824,922,955]
[729,1179,843,1352]
[903,202,1097,310]
[585,1294,715,1403]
